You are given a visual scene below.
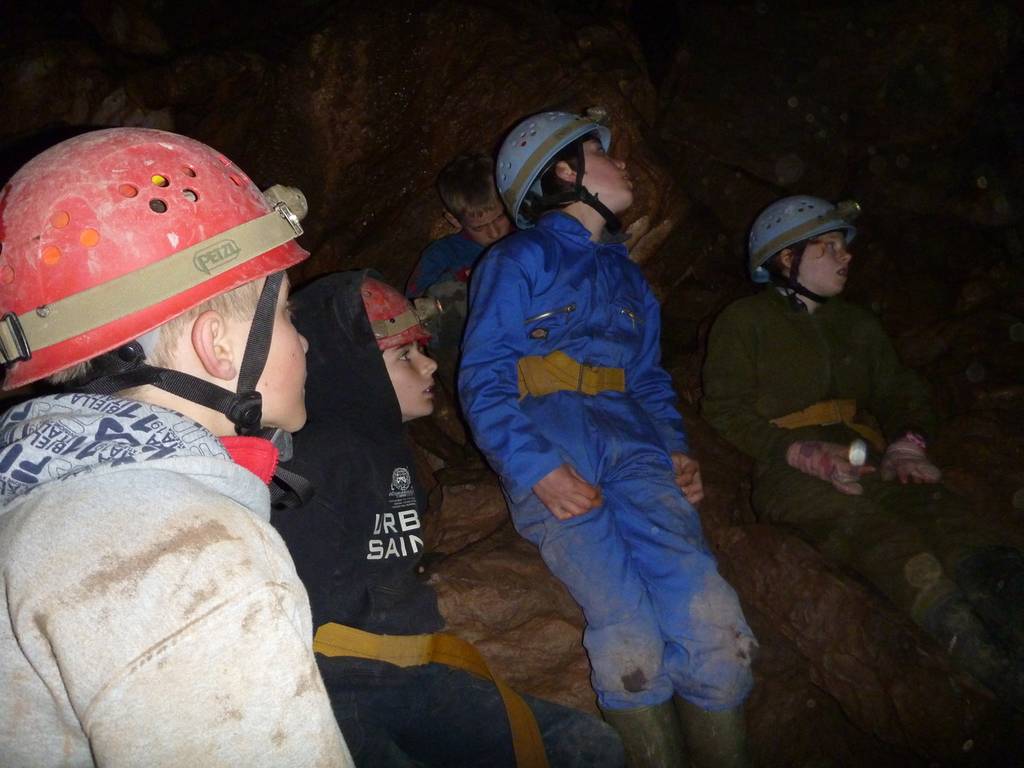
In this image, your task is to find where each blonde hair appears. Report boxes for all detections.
[48,279,263,386]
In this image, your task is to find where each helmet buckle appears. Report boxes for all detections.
[228,391,264,435]
[0,312,32,366]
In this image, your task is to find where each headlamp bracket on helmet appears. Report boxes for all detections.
[834,200,861,222]
[264,185,307,238]
[412,297,442,325]
[274,202,304,237]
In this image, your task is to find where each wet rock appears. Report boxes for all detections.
[422,478,507,557]
[711,522,1015,762]
[956,277,999,314]
[81,0,170,57]
[430,517,597,713]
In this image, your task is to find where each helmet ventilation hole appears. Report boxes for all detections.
[149,199,168,213]
[229,174,242,186]
[182,188,199,202]
[80,228,100,247]
[42,246,61,265]
[51,211,70,229]
[0,265,13,285]
[183,166,197,177]
[151,174,170,188]
[119,184,138,198]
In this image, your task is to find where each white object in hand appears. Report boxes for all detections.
[848,439,867,467]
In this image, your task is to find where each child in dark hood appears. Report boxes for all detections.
[273,271,624,768]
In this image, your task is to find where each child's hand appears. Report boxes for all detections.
[785,440,876,495]
[671,452,704,505]
[533,464,603,520]
[880,436,941,484]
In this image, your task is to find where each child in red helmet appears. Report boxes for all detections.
[363,275,441,422]
[274,271,624,767]
[0,129,351,765]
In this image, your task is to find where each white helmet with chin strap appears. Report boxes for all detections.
[495,109,618,232]
[748,196,860,284]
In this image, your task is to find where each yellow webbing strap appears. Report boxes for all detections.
[770,398,885,451]
[313,623,549,768]
[517,350,625,400]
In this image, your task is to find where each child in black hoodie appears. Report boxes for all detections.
[272,270,623,767]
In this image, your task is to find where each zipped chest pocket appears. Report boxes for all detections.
[612,300,645,337]
[524,303,576,341]
[617,304,643,330]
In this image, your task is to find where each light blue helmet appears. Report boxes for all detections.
[495,111,611,229]
[748,196,860,283]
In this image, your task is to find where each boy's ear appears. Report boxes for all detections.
[443,211,462,230]
[190,310,240,382]
[778,248,795,276]
[553,160,577,185]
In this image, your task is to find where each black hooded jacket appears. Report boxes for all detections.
[271,270,443,635]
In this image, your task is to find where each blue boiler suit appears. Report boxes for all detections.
[459,212,755,712]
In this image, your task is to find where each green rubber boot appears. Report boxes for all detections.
[954,546,1024,653]
[917,590,1024,711]
[674,697,750,768]
[600,700,688,768]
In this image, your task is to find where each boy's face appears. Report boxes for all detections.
[252,276,309,432]
[577,139,633,214]
[785,230,852,298]
[454,201,512,247]
[382,342,438,422]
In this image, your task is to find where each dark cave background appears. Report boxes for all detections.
[2,1,1023,765]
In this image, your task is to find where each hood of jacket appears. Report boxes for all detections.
[0,392,244,507]
[273,271,441,635]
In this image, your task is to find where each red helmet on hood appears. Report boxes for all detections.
[0,127,308,390]
[360,277,431,351]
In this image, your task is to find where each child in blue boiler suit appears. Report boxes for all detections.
[459,111,757,767]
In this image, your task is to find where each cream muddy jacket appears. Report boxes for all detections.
[0,393,353,767]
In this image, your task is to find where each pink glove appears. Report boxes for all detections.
[880,434,941,483]
[786,441,875,495]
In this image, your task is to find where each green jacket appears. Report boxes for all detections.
[702,288,937,466]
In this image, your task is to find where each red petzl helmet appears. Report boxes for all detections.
[0,127,308,390]
[360,276,431,350]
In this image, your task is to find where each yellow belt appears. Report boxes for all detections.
[770,398,885,451]
[313,623,549,768]
[518,350,625,400]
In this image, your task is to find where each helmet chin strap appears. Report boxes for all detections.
[78,271,284,437]
[769,254,830,310]
[533,140,622,234]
